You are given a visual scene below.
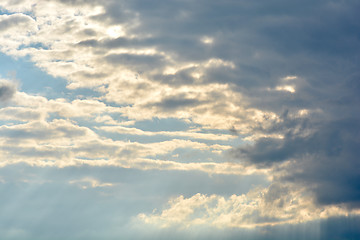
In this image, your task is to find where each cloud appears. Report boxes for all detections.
[138,183,360,229]
[0,79,16,102]
[150,95,202,111]
[69,177,113,189]
[1,0,287,138]
[1,164,359,240]
[11,91,116,120]
[98,125,235,141]
[0,97,256,175]
[105,53,166,72]
[0,0,359,236]
[0,107,44,121]
[0,90,247,174]
[231,116,360,208]
[0,119,92,140]
[0,13,35,32]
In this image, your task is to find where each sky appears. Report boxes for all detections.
[0,0,360,239]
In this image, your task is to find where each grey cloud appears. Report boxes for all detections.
[264,183,288,205]
[0,80,16,102]
[70,0,360,103]
[0,13,34,32]
[1,0,360,235]
[102,37,153,49]
[56,0,98,5]
[81,0,360,98]
[1,145,71,159]
[136,0,358,210]
[76,39,99,48]
[105,53,166,72]
[153,67,198,86]
[89,1,136,26]
[0,107,42,121]
[0,120,89,140]
[71,71,108,80]
[148,94,202,112]
[65,0,360,210]
[232,118,360,207]
[78,28,98,37]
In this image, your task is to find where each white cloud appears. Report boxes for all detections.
[200,36,214,45]
[274,85,296,93]
[94,115,135,126]
[0,86,249,173]
[98,125,236,141]
[282,75,298,81]
[0,0,359,238]
[12,91,118,120]
[138,184,360,229]
[0,101,256,174]
[0,119,94,141]
[0,0,280,138]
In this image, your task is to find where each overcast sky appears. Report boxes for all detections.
[0,0,360,239]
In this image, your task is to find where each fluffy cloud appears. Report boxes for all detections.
[0,0,281,134]
[0,88,252,174]
[139,183,360,229]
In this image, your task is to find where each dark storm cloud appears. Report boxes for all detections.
[232,117,360,207]
[84,0,360,208]
[111,0,358,209]
[67,0,360,103]
[80,0,360,96]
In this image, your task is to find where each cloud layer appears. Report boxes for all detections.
[0,0,359,238]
